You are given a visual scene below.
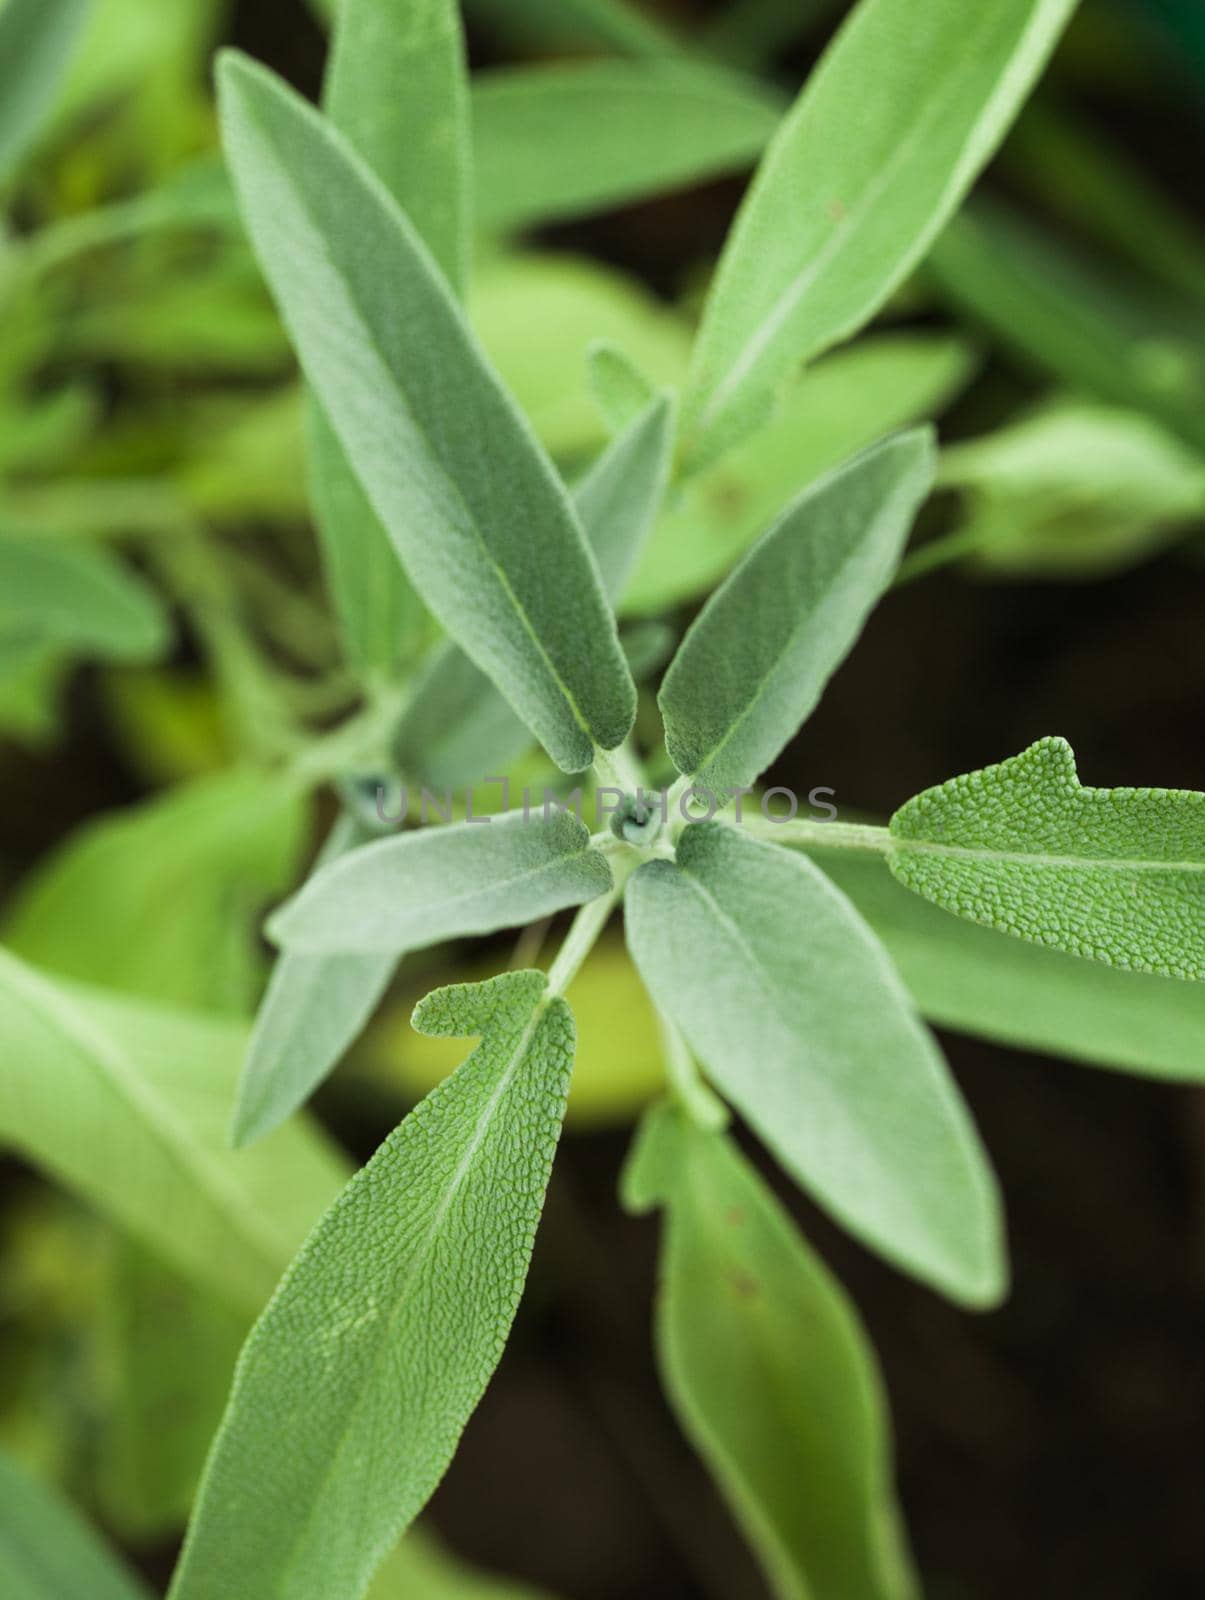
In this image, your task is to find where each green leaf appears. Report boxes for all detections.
[94,1240,248,1538]
[0,0,91,185]
[233,814,397,1148]
[270,811,612,956]
[811,843,1205,1083]
[681,0,1079,469]
[370,1530,558,1600]
[587,340,656,436]
[472,62,780,233]
[0,1446,151,1600]
[309,0,470,678]
[934,399,1205,577]
[169,970,575,1600]
[393,394,676,790]
[3,770,309,1014]
[626,824,1003,1304]
[624,333,974,615]
[218,53,635,771]
[623,1106,916,1600]
[0,953,346,1314]
[660,430,935,796]
[0,536,169,664]
[460,0,680,57]
[889,737,1205,980]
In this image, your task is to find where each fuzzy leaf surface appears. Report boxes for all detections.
[682,0,1079,468]
[218,54,634,771]
[169,971,575,1600]
[889,737,1205,979]
[626,824,1003,1304]
[660,430,934,794]
[624,1107,916,1600]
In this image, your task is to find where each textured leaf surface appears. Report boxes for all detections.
[219,54,634,770]
[393,395,674,790]
[270,811,612,955]
[626,824,1003,1304]
[812,844,1205,1083]
[0,1447,151,1600]
[0,536,168,663]
[660,431,934,794]
[3,770,308,1014]
[624,1107,916,1600]
[234,814,397,1147]
[0,953,346,1313]
[682,0,1078,467]
[170,971,575,1600]
[625,333,973,614]
[309,0,468,677]
[472,62,779,232]
[0,0,90,184]
[890,738,1205,979]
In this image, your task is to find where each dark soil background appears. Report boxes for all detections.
[7,1,1205,1596]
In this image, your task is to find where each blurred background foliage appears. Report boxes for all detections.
[1,0,1204,1595]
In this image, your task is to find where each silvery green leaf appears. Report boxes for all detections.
[571,391,675,604]
[624,1106,916,1600]
[270,811,612,956]
[587,340,656,435]
[681,0,1079,469]
[169,971,574,1600]
[659,430,934,795]
[0,0,90,185]
[0,951,346,1314]
[0,535,168,664]
[811,843,1205,1083]
[889,737,1205,979]
[472,62,780,232]
[232,814,397,1148]
[626,824,1003,1305]
[218,53,635,771]
[0,1447,151,1600]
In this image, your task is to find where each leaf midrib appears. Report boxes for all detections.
[891,836,1205,875]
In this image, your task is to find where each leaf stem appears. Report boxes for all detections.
[656,1011,728,1131]
[546,847,639,999]
[740,816,895,854]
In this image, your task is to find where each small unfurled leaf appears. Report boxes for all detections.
[587,340,656,435]
[660,430,934,795]
[270,811,612,956]
[624,333,974,615]
[3,770,308,1014]
[0,1447,151,1600]
[472,62,780,233]
[0,953,346,1313]
[233,814,397,1148]
[889,737,1205,980]
[219,54,634,771]
[169,971,575,1600]
[681,0,1079,469]
[812,844,1205,1083]
[626,824,1003,1304]
[0,0,91,184]
[393,395,676,790]
[309,0,469,677]
[623,1105,916,1600]
[0,536,168,663]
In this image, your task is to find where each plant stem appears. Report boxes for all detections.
[656,1012,728,1131]
[546,846,640,999]
[740,815,895,854]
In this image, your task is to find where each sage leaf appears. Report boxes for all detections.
[461,0,680,57]
[219,53,635,771]
[0,1447,151,1600]
[169,971,575,1600]
[270,811,612,956]
[473,62,780,233]
[394,394,676,790]
[626,824,1003,1305]
[681,0,1079,469]
[371,1530,558,1599]
[0,535,168,664]
[0,952,346,1313]
[233,814,397,1148]
[309,0,469,677]
[813,844,1205,1083]
[587,341,656,435]
[0,0,90,185]
[889,737,1205,980]
[623,1105,916,1600]
[660,430,934,795]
